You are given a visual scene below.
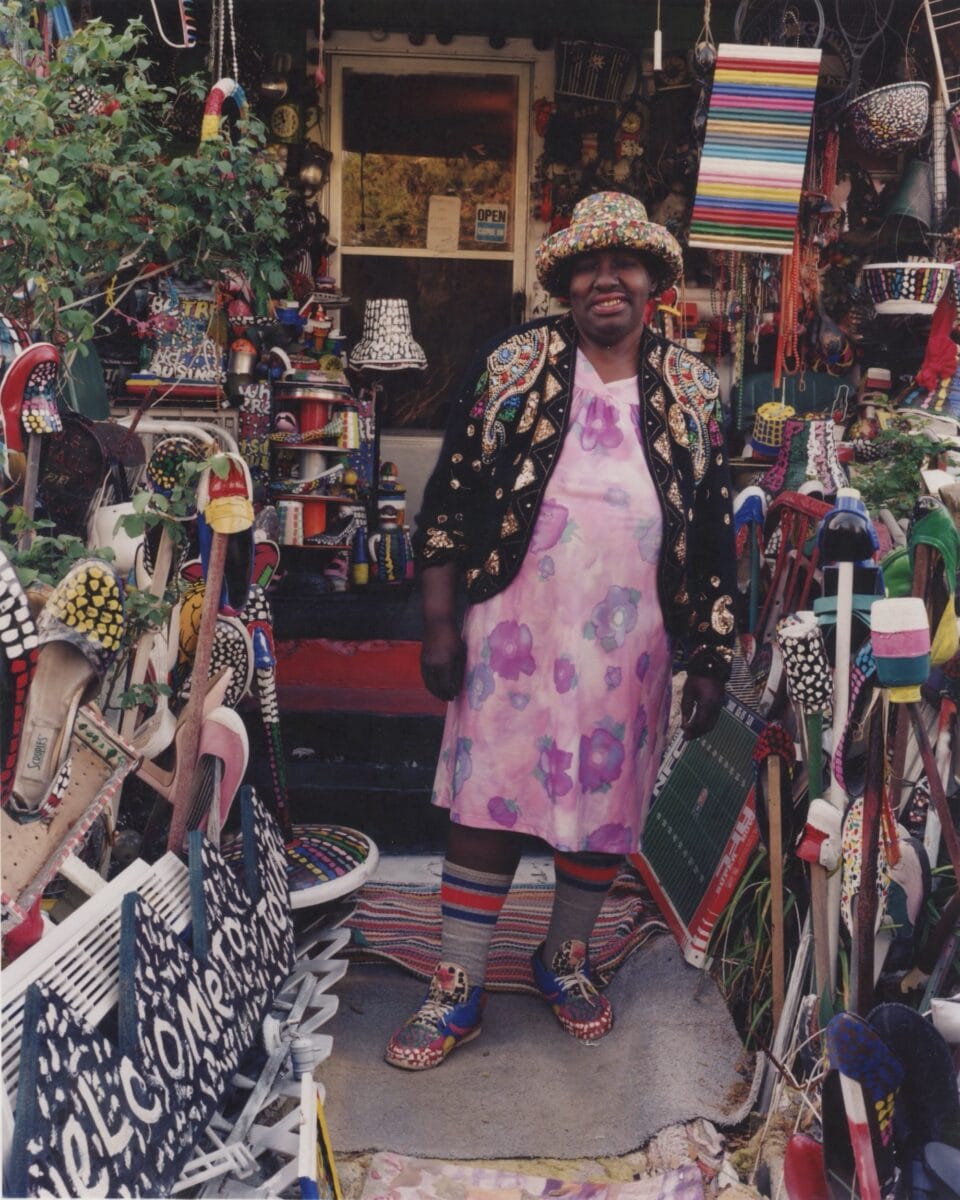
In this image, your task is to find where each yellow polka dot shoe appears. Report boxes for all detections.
[9,559,125,820]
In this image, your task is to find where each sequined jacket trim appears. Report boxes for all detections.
[414,314,736,680]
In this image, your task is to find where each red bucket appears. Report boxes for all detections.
[300,400,329,433]
[302,498,327,538]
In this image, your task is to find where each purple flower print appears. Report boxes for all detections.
[487,619,535,680]
[535,737,574,800]
[584,585,639,652]
[633,703,649,752]
[466,662,495,710]
[604,486,630,508]
[635,652,651,682]
[452,737,472,797]
[580,395,623,452]
[488,795,520,827]
[634,516,662,563]
[605,666,622,690]
[554,656,577,694]
[586,823,631,853]
[509,692,531,710]
[579,726,625,792]
[530,499,569,554]
[539,556,556,580]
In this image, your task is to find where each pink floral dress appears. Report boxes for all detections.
[431,351,673,854]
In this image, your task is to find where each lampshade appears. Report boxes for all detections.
[886,159,933,228]
[349,298,427,371]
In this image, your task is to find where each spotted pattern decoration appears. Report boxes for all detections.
[7,788,293,1199]
[38,559,125,676]
[0,548,40,805]
[8,983,194,1198]
[478,328,551,463]
[842,81,930,157]
[824,1009,905,1160]
[222,820,379,909]
[862,261,955,316]
[19,346,61,435]
[349,298,428,372]
[840,794,891,937]
[776,611,833,715]
[145,434,207,500]
[177,610,253,710]
[662,345,719,480]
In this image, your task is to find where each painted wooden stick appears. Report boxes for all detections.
[119,525,175,743]
[16,434,42,551]
[906,701,960,884]
[852,704,884,1015]
[166,530,226,852]
[767,756,785,1029]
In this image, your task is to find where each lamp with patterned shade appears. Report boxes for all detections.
[349,298,427,371]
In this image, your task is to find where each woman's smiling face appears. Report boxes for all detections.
[566,248,654,349]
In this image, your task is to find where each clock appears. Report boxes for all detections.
[270,101,302,145]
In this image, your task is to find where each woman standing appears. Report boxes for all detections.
[386,192,738,1070]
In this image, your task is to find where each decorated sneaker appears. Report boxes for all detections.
[384,961,485,1070]
[532,939,614,1042]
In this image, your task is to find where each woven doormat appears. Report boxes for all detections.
[344,869,668,995]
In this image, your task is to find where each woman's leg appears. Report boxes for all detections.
[385,823,524,1070]
[542,849,623,964]
[533,849,623,1043]
[440,822,524,984]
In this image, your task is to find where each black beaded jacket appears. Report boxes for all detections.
[414,313,737,681]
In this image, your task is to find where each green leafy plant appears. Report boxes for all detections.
[849,424,949,521]
[0,9,290,350]
[0,503,113,586]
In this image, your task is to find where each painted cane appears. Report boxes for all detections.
[817,488,878,991]
[777,611,835,1004]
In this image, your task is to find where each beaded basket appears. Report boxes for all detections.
[863,261,954,315]
[751,401,797,457]
[842,81,930,156]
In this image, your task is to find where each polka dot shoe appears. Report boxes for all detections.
[532,938,614,1042]
[384,961,485,1070]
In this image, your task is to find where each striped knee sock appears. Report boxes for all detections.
[543,851,623,965]
[440,859,515,987]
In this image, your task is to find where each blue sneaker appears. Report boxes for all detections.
[532,939,613,1042]
[385,961,485,1070]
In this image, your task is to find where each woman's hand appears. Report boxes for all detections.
[421,618,467,701]
[680,674,724,740]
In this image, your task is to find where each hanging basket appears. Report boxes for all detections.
[555,40,633,103]
[842,81,930,157]
[862,261,954,315]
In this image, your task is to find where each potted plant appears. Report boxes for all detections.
[0,7,291,353]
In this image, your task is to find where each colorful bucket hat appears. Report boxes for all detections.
[535,191,684,297]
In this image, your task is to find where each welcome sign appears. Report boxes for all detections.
[8,789,294,1198]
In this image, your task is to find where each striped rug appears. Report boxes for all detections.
[344,870,667,995]
[689,43,822,255]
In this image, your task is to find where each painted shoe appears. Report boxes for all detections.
[532,938,613,1042]
[0,547,40,806]
[384,961,485,1070]
[9,559,124,820]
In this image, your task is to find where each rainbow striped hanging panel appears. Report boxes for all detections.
[689,43,822,255]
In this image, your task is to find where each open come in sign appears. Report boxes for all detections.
[475,203,508,244]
